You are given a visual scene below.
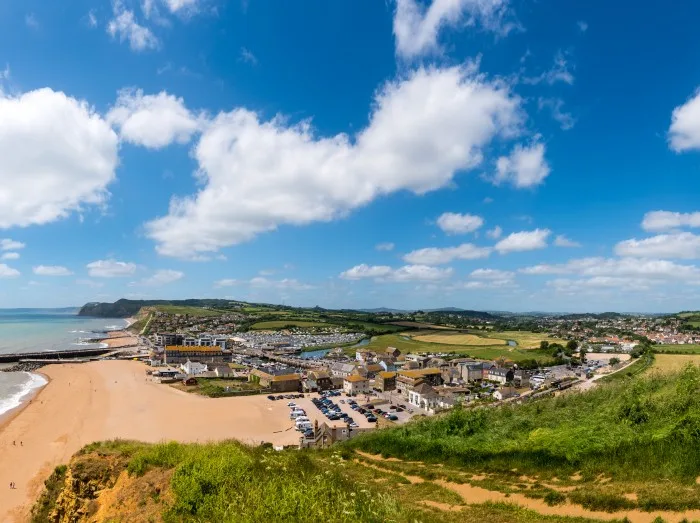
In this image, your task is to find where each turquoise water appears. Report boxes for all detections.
[0,308,126,355]
[0,309,127,417]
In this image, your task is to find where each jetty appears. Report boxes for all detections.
[0,347,113,364]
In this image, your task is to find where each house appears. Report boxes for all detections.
[356,349,375,362]
[181,359,208,376]
[396,368,443,395]
[164,346,228,365]
[373,355,396,371]
[212,365,234,378]
[375,371,397,392]
[513,369,534,387]
[408,383,439,411]
[305,370,334,392]
[488,367,514,384]
[343,374,370,395]
[357,363,383,379]
[460,362,484,383]
[330,362,358,378]
[250,369,301,392]
[404,354,431,369]
[384,347,401,358]
[493,386,518,401]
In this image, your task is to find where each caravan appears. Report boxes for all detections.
[289,408,307,419]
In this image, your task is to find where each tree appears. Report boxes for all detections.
[579,346,587,364]
[609,357,620,366]
[566,340,579,353]
[540,341,550,351]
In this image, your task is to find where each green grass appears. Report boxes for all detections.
[172,378,264,397]
[355,332,554,364]
[154,305,225,317]
[347,363,700,483]
[654,344,700,354]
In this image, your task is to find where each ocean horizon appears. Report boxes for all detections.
[0,309,128,418]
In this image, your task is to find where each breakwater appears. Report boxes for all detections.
[0,347,113,364]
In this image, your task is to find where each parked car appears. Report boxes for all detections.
[387,415,398,421]
[365,404,375,409]
[267,395,276,401]
[366,416,377,423]
[287,402,296,407]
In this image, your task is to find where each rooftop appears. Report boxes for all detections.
[165,346,223,353]
[345,374,369,383]
[399,368,442,379]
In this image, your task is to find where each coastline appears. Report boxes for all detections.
[0,371,49,432]
[0,360,307,522]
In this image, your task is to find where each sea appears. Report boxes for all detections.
[0,309,128,418]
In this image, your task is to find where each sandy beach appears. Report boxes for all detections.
[0,360,308,522]
[101,329,139,349]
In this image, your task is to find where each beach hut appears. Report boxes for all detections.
[183,377,198,386]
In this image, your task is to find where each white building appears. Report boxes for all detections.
[408,383,439,413]
[181,360,208,376]
[343,374,370,395]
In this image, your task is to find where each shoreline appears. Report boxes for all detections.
[0,371,49,432]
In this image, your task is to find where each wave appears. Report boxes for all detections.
[0,372,48,417]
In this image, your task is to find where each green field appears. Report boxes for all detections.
[653,343,700,354]
[483,331,568,349]
[356,332,553,364]
[154,305,224,317]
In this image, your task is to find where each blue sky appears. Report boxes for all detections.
[1,0,700,312]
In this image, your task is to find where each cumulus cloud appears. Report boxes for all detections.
[0,89,118,228]
[87,259,137,277]
[495,228,550,253]
[436,212,483,234]
[108,0,160,51]
[494,142,550,188]
[137,269,184,286]
[33,265,73,276]
[521,257,700,282]
[615,232,700,259]
[538,97,575,130]
[0,264,19,278]
[669,89,700,152]
[1,252,19,260]
[486,225,502,239]
[215,277,313,290]
[107,89,202,148]
[375,242,395,252]
[146,65,524,257]
[642,210,700,232]
[393,0,516,59]
[554,234,581,248]
[403,243,491,265]
[1,239,25,251]
[469,268,514,280]
[340,264,452,282]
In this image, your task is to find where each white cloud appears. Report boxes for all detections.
[107,1,160,51]
[0,264,19,278]
[494,142,550,188]
[1,252,19,260]
[215,276,313,290]
[1,239,25,251]
[538,98,575,130]
[340,264,393,280]
[138,269,184,285]
[554,234,581,248]
[615,232,700,259]
[403,243,491,265]
[436,212,483,234]
[87,10,98,28]
[393,0,516,59]
[33,265,73,276]
[0,89,118,228]
[162,0,200,14]
[239,47,258,65]
[87,259,137,277]
[146,65,523,257]
[469,268,514,279]
[486,225,502,239]
[0,64,10,81]
[495,228,550,253]
[577,20,588,32]
[375,242,395,252]
[641,210,700,232]
[521,257,700,282]
[523,50,574,86]
[107,89,202,148]
[669,89,700,152]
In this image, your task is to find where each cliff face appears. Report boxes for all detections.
[78,298,235,317]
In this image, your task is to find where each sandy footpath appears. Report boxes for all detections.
[0,360,302,522]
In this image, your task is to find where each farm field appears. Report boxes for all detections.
[651,353,700,373]
[653,343,700,354]
[484,331,568,348]
[153,305,224,317]
[413,332,506,346]
[251,320,333,330]
[357,332,553,364]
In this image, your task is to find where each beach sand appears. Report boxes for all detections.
[0,360,305,522]
[101,328,139,349]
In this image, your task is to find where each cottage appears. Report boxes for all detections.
[384,347,401,358]
[493,386,518,401]
[305,370,334,392]
[212,365,233,378]
[183,377,198,386]
[330,362,358,378]
[375,371,397,392]
[343,374,370,396]
[487,367,514,385]
[396,368,443,395]
[250,369,301,392]
[460,362,484,382]
[181,359,208,376]
[408,383,439,411]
